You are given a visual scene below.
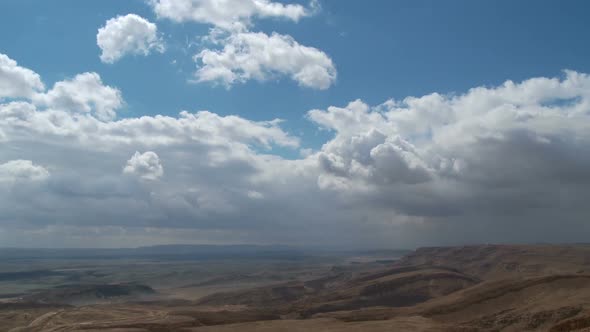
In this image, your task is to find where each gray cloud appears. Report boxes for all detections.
[2,54,590,248]
[0,160,49,183]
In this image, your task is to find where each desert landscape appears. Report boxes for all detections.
[2,244,590,332]
[2,1,590,331]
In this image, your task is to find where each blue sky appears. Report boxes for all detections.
[2,1,590,248]
[2,0,589,153]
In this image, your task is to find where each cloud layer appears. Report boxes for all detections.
[2,52,590,248]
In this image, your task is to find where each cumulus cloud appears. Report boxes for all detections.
[308,71,590,221]
[151,0,315,31]
[4,53,590,248]
[97,14,165,64]
[149,1,333,89]
[195,31,336,89]
[32,72,123,121]
[0,104,298,150]
[123,151,164,180]
[0,160,49,182]
[317,129,431,192]
[0,54,44,99]
[0,52,122,121]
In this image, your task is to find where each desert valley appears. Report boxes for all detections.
[2,244,590,331]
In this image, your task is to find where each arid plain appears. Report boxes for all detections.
[2,244,590,331]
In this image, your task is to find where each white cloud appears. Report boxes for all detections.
[0,105,298,150]
[149,1,331,90]
[151,0,314,31]
[317,129,431,192]
[32,72,123,121]
[4,53,590,247]
[0,160,49,182]
[0,54,44,99]
[0,101,37,122]
[195,31,336,89]
[97,14,165,64]
[123,151,164,180]
[308,71,590,204]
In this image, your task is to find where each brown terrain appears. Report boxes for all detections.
[3,244,590,331]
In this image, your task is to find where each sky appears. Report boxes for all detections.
[1,0,590,248]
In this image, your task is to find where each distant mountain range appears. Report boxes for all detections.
[0,244,409,260]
